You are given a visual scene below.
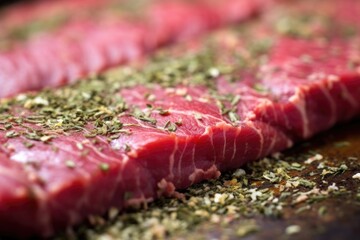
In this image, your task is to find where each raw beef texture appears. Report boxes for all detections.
[0,0,268,98]
[0,0,359,238]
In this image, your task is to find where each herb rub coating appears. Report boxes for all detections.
[0,0,267,98]
[0,0,359,238]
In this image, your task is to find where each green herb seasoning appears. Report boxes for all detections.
[164,121,177,132]
[65,160,76,169]
[0,20,277,140]
[62,147,359,240]
[5,130,19,138]
[99,163,110,172]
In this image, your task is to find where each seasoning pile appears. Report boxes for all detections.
[66,126,360,240]
[0,0,359,238]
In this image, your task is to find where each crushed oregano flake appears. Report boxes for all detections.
[65,160,76,169]
[99,163,110,172]
[5,130,19,138]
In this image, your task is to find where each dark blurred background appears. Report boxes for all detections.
[0,0,28,7]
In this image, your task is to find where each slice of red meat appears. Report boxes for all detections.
[0,0,268,98]
[0,85,294,238]
[0,0,359,238]
[0,37,359,239]
[0,0,106,35]
[255,38,360,139]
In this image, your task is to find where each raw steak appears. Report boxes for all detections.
[0,0,268,98]
[0,0,359,238]
[0,0,107,37]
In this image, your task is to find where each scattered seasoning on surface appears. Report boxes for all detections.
[62,144,359,240]
[233,168,246,178]
[174,119,183,126]
[285,225,301,235]
[1,3,359,239]
[99,163,110,172]
[228,111,240,123]
[333,141,351,148]
[236,220,259,237]
[318,206,327,217]
[253,83,268,93]
[40,135,54,143]
[5,130,19,138]
[65,160,76,169]
[145,93,156,102]
[194,113,203,120]
[0,14,275,143]
[4,123,12,130]
[158,108,170,116]
[22,141,34,149]
[353,173,360,180]
[124,144,131,152]
[164,121,177,132]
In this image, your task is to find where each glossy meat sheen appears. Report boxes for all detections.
[0,34,360,238]
[0,0,360,238]
[0,85,292,238]
[0,0,268,98]
[257,38,360,139]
